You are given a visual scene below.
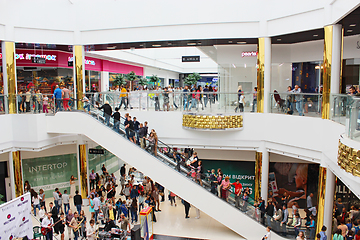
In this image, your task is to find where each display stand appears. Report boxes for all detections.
[140,207,153,240]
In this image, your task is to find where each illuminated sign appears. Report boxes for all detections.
[241,51,258,58]
[0,53,56,61]
[68,57,96,66]
[32,57,46,64]
[182,56,200,62]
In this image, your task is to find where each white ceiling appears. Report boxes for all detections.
[89,47,218,73]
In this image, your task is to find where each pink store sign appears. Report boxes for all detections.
[0,49,143,75]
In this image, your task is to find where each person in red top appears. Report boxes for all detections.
[232,179,243,209]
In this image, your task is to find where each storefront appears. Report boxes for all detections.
[0,49,143,93]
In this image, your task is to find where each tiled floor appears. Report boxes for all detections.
[31,167,242,240]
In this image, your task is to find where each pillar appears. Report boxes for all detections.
[323,170,335,238]
[74,45,85,110]
[254,152,262,201]
[257,37,271,113]
[101,71,109,91]
[11,151,23,197]
[322,25,343,119]
[1,41,17,114]
[260,147,269,203]
[316,167,327,235]
[77,144,88,199]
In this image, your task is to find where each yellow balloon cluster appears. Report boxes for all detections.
[338,141,360,177]
[182,114,243,130]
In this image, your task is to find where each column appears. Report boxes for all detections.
[260,147,269,203]
[77,144,89,199]
[74,45,85,110]
[322,25,343,119]
[1,41,17,114]
[101,71,109,91]
[257,37,271,113]
[11,151,23,198]
[316,167,327,235]
[254,152,262,201]
[323,170,335,238]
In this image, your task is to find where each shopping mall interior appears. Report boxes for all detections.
[1,1,360,240]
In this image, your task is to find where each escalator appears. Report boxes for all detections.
[46,109,290,240]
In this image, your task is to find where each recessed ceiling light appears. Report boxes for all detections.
[237,41,246,44]
[350,24,356,27]
[347,29,353,32]
[152,44,162,47]
[228,41,233,43]
[168,43,172,45]
[139,44,144,47]
[187,43,197,46]
[106,46,116,50]
[197,42,202,45]
[277,39,281,41]
[313,34,318,37]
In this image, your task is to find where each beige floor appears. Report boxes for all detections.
[31,167,242,240]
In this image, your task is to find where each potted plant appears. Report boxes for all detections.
[184,72,201,87]
[138,77,148,88]
[113,74,126,88]
[149,75,160,88]
[126,71,137,90]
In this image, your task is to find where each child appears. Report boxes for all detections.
[43,95,49,113]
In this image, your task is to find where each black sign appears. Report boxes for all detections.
[89,148,104,154]
[182,56,200,62]
[31,56,46,64]
[68,60,73,67]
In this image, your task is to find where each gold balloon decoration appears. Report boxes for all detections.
[337,141,360,177]
[182,114,243,130]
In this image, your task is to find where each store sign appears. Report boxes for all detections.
[22,154,78,197]
[182,56,200,62]
[212,78,218,82]
[68,57,96,66]
[32,56,46,64]
[0,53,56,61]
[241,51,258,57]
[89,148,104,154]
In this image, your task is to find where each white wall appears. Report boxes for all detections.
[0,0,359,44]
[144,66,179,85]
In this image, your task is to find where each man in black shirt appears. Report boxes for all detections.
[133,117,140,144]
[98,101,112,126]
[112,107,121,133]
[138,123,147,149]
[120,164,126,176]
[125,116,135,143]
[74,190,83,214]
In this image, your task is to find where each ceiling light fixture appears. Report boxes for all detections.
[198,42,202,45]
[187,43,197,46]
[228,41,233,43]
[277,39,281,41]
[237,41,246,44]
[350,24,356,27]
[168,43,172,45]
[347,29,353,32]
[152,44,162,47]
[139,44,144,47]
[106,46,116,50]
[313,34,318,37]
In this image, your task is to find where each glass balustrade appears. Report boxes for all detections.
[85,103,308,239]
[0,95,7,114]
[347,97,360,141]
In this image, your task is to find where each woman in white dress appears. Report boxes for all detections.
[69,175,77,198]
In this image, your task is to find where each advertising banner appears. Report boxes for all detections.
[0,192,33,239]
[22,154,78,197]
[268,162,319,209]
[201,160,255,200]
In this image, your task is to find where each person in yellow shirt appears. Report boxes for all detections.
[119,86,128,110]
[104,204,117,231]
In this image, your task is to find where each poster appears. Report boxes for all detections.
[0,192,33,239]
[268,162,319,209]
[201,160,255,200]
[22,154,78,197]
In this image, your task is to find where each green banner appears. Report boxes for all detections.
[22,154,78,198]
[201,160,255,200]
